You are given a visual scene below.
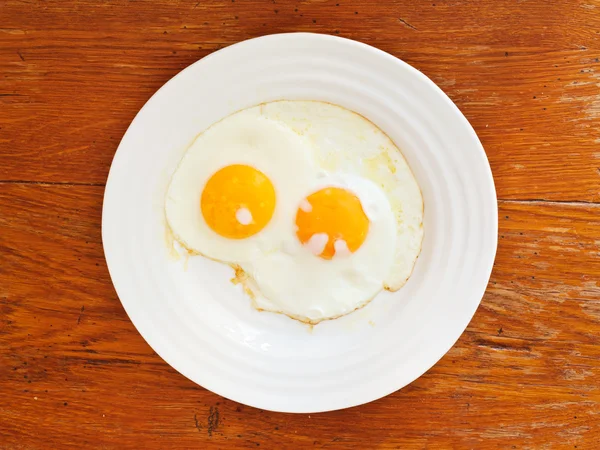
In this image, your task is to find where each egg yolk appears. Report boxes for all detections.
[295,187,370,259]
[201,164,276,239]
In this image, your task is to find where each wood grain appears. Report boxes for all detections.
[1,0,600,448]
[1,0,600,200]
[2,185,599,448]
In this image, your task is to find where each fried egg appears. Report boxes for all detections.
[241,173,397,323]
[165,101,423,324]
[165,108,316,263]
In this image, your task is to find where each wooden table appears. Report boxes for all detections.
[2,1,599,448]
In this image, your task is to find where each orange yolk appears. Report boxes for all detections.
[201,164,276,239]
[295,187,370,259]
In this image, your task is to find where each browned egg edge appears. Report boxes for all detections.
[167,230,423,326]
[383,222,424,292]
[165,212,424,326]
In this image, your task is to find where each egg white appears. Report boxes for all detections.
[166,101,423,324]
[261,101,424,291]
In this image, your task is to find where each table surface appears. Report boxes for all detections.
[1,0,600,448]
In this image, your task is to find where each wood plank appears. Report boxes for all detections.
[1,0,600,201]
[1,184,599,448]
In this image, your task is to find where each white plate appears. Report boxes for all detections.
[102,33,497,413]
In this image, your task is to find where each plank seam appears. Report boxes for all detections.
[2,181,599,206]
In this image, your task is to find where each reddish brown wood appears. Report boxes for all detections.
[1,0,600,448]
[2,0,600,200]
